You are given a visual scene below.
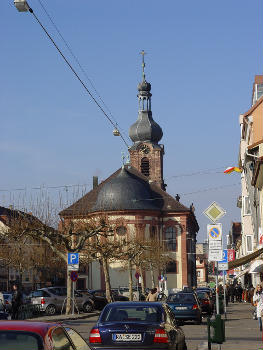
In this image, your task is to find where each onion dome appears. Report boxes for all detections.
[138,80,151,92]
[129,111,163,144]
[92,167,159,212]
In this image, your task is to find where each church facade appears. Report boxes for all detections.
[60,58,199,292]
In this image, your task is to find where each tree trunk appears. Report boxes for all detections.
[128,259,133,301]
[102,257,112,302]
[66,271,72,315]
[139,264,145,296]
[150,262,155,289]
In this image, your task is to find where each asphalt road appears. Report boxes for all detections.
[63,303,263,350]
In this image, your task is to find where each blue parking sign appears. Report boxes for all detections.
[219,249,228,264]
[68,253,79,265]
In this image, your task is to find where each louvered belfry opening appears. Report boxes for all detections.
[141,157,150,177]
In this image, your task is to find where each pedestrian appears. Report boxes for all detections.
[11,283,23,320]
[229,284,235,303]
[253,284,263,331]
[146,288,158,301]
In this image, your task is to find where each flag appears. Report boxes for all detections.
[224,166,242,174]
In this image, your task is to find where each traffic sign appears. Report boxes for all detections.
[70,271,78,282]
[68,253,79,271]
[209,240,222,249]
[219,250,228,264]
[218,262,228,271]
[207,224,222,241]
[203,202,226,223]
[208,249,223,261]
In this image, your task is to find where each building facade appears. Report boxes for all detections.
[60,59,199,292]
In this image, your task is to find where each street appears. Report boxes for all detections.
[62,302,263,350]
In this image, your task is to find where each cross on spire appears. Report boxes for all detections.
[140,50,146,81]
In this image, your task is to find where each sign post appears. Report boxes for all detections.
[204,202,226,317]
[218,250,228,320]
[67,253,79,315]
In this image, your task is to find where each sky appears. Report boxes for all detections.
[1,0,262,242]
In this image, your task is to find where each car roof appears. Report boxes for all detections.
[0,321,60,337]
[104,301,163,307]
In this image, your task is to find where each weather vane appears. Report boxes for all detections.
[140,50,147,81]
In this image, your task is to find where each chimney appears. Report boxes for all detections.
[93,176,99,189]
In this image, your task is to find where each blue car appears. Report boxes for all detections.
[167,292,202,325]
[89,301,187,350]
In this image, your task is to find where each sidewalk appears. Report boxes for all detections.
[183,302,263,350]
[28,311,100,323]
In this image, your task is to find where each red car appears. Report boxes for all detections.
[0,320,91,349]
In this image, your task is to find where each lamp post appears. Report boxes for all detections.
[14,0,30,12]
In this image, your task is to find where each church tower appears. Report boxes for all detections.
[129,51,165,190]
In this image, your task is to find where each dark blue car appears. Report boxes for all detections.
[167,292,202,325]
[89,301,187,350]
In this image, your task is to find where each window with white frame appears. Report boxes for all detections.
[246,235,253,253]
[243,196,251,216]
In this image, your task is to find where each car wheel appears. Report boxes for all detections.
[45,305,56,316]
[83,302,93,313]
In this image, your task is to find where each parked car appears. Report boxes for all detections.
[0,320,91,349]
[167,292,202,325]
[196,290,213,315]
[116,286,144,301]
[83,289,129,310]
[89,301,187,350]
[30,286,94,315]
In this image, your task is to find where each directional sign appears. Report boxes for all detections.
[207,224,222,241]
[218,262,228,271]
[203,202,226,223]
[68,253,79,271]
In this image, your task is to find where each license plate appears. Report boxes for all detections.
[175,306,187,310]
[113,333,141,341]
[32,300,38,305]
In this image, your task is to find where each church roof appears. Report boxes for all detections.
[59,166,192,217]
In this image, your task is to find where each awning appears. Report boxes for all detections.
[235,267,250,279]
[228,247,263,269]
[249,260,263,274]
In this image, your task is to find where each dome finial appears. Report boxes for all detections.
[140,50,146,81]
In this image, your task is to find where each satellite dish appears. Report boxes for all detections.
[14,0,29,12]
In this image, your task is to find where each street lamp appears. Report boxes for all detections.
[14,0,29,12]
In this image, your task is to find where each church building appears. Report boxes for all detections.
[60,55,199,292]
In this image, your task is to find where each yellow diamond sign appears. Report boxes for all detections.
[203,202,226,223]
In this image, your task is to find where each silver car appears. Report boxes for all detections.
[30,287,94,315]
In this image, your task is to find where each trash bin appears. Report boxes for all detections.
[207,314,225,348]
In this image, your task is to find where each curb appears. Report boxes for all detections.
[28,311,100,323]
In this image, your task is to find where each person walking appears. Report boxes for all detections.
[253,284,263,331]
[11,283,23,320]
[146,288,158,301]
[229,284,235,303]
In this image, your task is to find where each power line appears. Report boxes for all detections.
[36,0,129,141]
[26,5,129,148]
[166,166,228,180]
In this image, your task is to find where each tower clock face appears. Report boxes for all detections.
[140,145,150,154]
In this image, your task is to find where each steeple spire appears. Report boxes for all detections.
[140,50,146,81]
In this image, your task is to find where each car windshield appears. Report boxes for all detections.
[101,306,162,323]
[197,292,209,299]
[0,331,43,350]
[167,293,195,303]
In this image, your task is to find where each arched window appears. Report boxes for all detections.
[141,157,150,177]
[165,226,176,251]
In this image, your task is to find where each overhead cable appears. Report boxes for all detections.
[26,5,129,148]
[36,0,129,141]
